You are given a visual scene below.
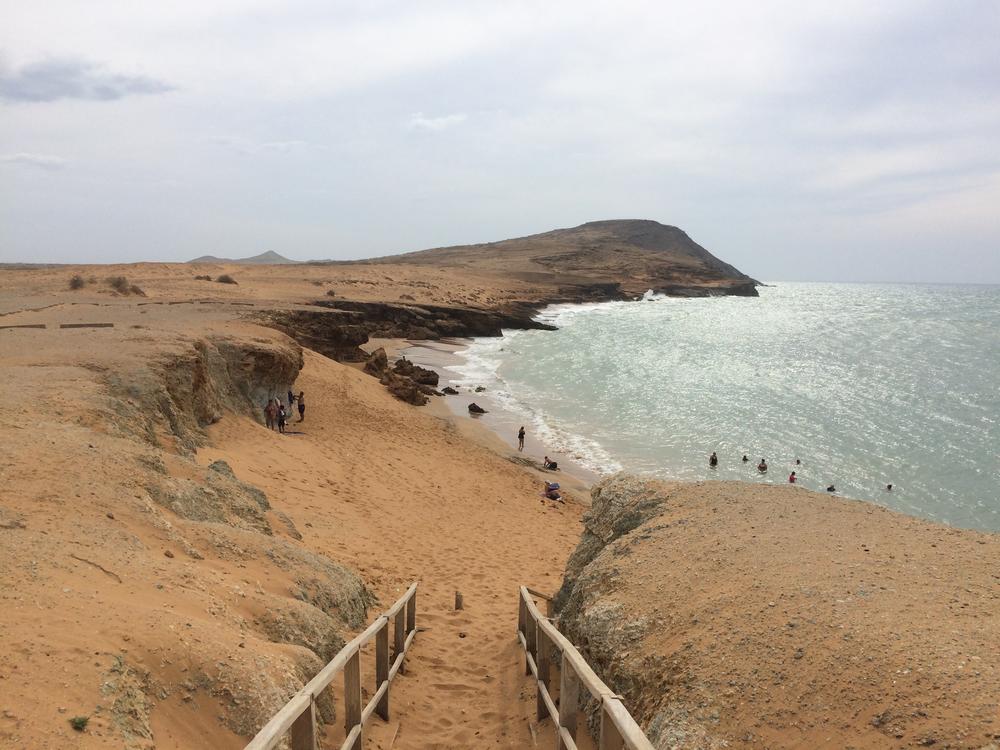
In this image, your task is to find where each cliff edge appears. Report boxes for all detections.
[555,475,1000,749]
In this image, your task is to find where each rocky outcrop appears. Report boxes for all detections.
[381,371,429,406]
[392,356,438,386]
[314,299,556,340]
[105,334,303,452]
[363,347,389,376]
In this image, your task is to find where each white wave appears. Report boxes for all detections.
[445,331,623,476]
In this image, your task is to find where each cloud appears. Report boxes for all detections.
[208,136,310,155]
[0,152,67,169]
[407,112,467,132]
[0,59,173,103]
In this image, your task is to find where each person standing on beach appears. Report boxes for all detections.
[709,451,718,468]
[264,399,277,430]
[517,426,525,451]
[287,389,295,410]
[297,391,305,422]
[277,403,287,434]
[789,471,797,483]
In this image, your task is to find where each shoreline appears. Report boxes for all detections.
[392,337,601,501]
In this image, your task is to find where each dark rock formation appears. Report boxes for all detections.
[468,402,487,414]
[442,386,459,395]
[392,357,439,386]
[363,347,389,377]
[313,299,556,340]
[381,371,428,406]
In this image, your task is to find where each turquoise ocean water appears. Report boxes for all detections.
[447,283,1000,531]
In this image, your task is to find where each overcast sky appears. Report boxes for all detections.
[1,1,998,282]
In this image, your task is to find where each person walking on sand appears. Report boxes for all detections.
[758,458,768,473]
[789,471,797,483]
[277,403,287,434]
[297,391,305,422]
[264,399,277,431]
[517,426,525,451]
[709,451,718,468]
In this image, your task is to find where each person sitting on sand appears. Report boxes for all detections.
[297,391,305,422]
[543,456,558,470]
[277,403,287,434]
[709,451,718,467]
[542,481,562,501]
[758,458,768,473]
[742,454,749,463]
[788,471,797,483]
[517,426,525,451]
[264,399,277,430]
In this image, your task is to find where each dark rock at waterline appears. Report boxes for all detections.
[474,386,486,392]
[468,402,487,414]
[442,386,459,395]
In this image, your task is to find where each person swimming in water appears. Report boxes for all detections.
[886,483,893,491]
[788,471,797,483]
[757,458,768,473]
[709,451,718,468]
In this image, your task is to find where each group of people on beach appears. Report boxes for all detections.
[517,425,564,502]
[264,390,305,434]
[710,451,893,494]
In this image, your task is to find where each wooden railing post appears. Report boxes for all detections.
[557,660,580,750]
[376,618,390,720]
[394,606,406,675]
[518,591,526,636]
[289,697,316,750]
[535,626,550,721]
[525,607,537,676]
[406,589,416,635]
[599,703,626,750]
[344,649,362,750]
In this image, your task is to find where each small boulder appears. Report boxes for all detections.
[363,348,389,377]
[468,402,487,414]
[442,386,459,395]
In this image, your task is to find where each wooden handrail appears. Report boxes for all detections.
[245,582,419,750]
[518,586,655,750]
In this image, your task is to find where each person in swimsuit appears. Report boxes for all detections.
[517,426,525,451]
[709,451,718,468]
[757,458,768,473]
[788,471,797,483]
[297,391,305,422]
[742,455,749,463]
[277,404,287,434]
[264,399,276,430]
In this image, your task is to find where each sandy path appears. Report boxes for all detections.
[200,349,585,748]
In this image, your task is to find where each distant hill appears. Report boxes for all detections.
[371,219,756,296]
[188,251,296,265]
